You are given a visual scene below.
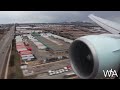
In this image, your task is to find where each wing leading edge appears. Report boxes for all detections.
[88,14,120,34]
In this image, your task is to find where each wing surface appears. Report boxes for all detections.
[88,14,120,34]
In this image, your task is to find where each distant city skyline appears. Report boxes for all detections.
[0,11,120,24]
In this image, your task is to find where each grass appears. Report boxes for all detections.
[13,51,24,79]
[7,40,24,79]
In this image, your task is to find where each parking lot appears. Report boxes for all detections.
[31,59,75,79]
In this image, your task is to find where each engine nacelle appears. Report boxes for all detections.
[69,34,120,79]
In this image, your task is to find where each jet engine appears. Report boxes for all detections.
[69,34,120,79]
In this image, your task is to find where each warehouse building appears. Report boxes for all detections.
[32,33,68,57]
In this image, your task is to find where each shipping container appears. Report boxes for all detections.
[20,50,32,55]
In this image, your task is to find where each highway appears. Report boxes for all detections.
[0,25,15,78]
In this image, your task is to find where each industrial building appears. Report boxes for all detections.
[31,32,69,57]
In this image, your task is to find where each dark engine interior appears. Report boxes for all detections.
[70,40,94,78]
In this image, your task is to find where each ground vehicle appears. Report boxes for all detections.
[63,72,76,78]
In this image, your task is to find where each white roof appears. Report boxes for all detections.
[21,54,34,57]
[20,65,27,69]
[22,56,35,60]
[50,33,73,43]
[17,48,28,52]
[37,46,46,49]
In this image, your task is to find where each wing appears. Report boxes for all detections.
[88,14,120,34]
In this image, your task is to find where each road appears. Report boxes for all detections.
[0,25,15,78]
[29,59,73,79]
[35,71,73,79]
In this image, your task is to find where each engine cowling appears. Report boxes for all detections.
[69,34,120,79]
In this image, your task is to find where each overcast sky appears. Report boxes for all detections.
[0,11,120,24]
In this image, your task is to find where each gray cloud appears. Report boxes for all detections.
[0,11,120,24]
